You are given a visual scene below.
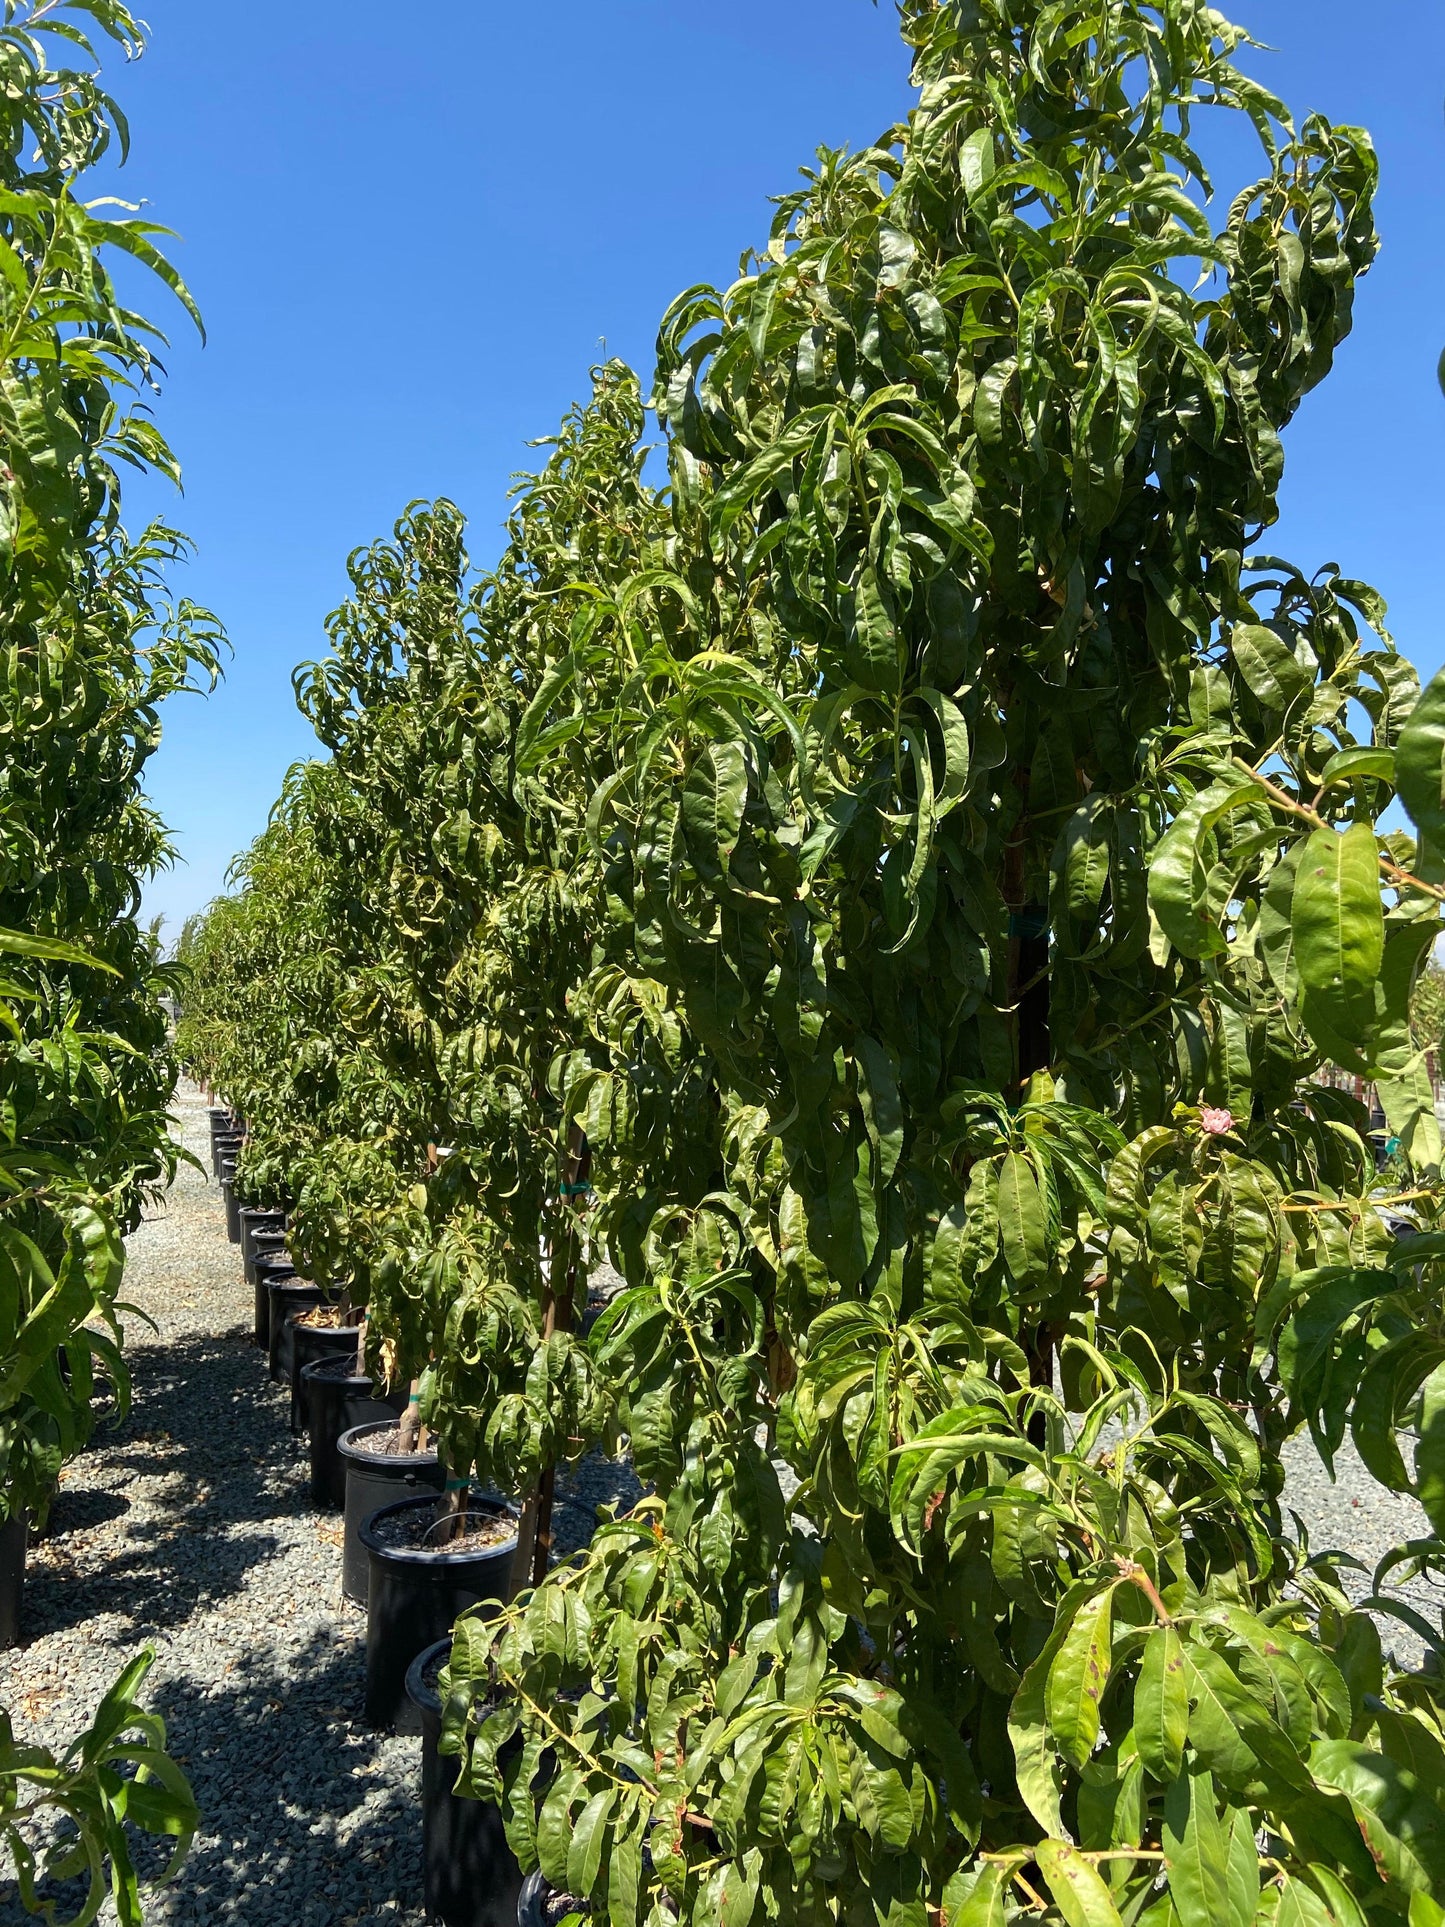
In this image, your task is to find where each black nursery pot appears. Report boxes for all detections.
[360,1491,518,1734]
[338,1420,445,1607]
[405,1642,522,1927]
[212,1132,245,1180]
[304,1357,407,1510]
[0,1510,25,1648]
[249,1233,290,1342]
[244,1227,288,1291]
[239,1207,286,1274]
[288,1316,364,1436]
[518,1872,588,1927]
[253,1251,298,1350]
[267,1279,328,1384]
[219,1165,242,1245]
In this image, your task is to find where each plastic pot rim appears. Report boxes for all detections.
[338,1418,441,1475]
[286,1308,361,1335]
[403,1635,454,1718]
[358,1490,519,1570]
[302,1355,372,1390]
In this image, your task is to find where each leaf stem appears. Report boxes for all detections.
[1281,1189,1437,1215]
[1233,758,1445,904]
[1114,1556,1174,1625]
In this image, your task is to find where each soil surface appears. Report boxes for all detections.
[347,1425,432,1462]
[0,1081,638,1925]
[367,1503,516,1555]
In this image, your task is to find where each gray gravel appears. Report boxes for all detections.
[0,1080,1437,1924]
[0,1082,634,1926]
[1281,1430,1440,1664]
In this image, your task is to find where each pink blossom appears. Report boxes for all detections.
[1200,1107,1235,1136]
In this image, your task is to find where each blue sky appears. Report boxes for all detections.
[108,1,1445,935]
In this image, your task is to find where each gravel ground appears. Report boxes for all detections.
[0,1083,635,1927]
[0,1081,1439,1925]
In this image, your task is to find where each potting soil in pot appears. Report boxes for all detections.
[295,1305,351,1330]
[520,1872,591,1927]
[368,1504,514,1555]
[350,1423,424,1458]
[543,1896,588,1927]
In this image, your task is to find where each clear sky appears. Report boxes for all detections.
[106,1,1445,936]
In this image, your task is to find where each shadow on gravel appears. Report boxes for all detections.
[137,1627,424,1927]
[19,1629,422,1927]
[37,1485,130,1540]
[22,1330,306,1646]
[552,1455,644,1559]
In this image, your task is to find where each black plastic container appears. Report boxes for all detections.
[252,1251,298,1349]
[207,1110,239,1165]
[249,1238,290,1343]
[360,1491,518,1732]
[212,1132,245,1180]
[518,1873,587,1927]
[288,1316,364,1435]
[304,1358,407,1509]
[268,1279,328,1383]
[406,1642,522,1927]
[239,1206,286,1273]
[219,1161,242,1244]
[244,1227,288,1288]
[339,1420,445,1607]
[0,1510,25,1647]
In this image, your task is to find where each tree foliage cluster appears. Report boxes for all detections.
[181,7,1445,1927]
[0,2,210,1917]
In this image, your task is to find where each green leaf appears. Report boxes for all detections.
[1223,1806,1260,1927]
[998,1151,1048,1289]
[1309,1740,1445,1894]
[952,1861,1012,1927]
[1148,782,1255,960]
[1318,747,1396,790]
[1416,1361,1445,1535]
[959,128,997,199]
[1046,1582,1115,1770]
[1162,1767,1231,1927]
[566,1786,615,1899]
[682,740,750,884]
[1398,667,1445,836]
[607,1828,642,1927]
[1134,1625,1188,1783]
[1009,1635,1069,1837]
[1230,624,1310,713]
[1036,1839,1125,1927]
[1292,824,1383,1061]
[1259,844,1302,1003]
[0,926,120,974]
[848,565,903,697]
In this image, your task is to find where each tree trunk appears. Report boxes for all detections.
[397,1378,423,1453]
[509,1126,589,1594]
[1004,778,1052,1440]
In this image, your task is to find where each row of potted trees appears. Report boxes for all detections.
[178,8,1445,1927]
[210,1106,529,1926]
